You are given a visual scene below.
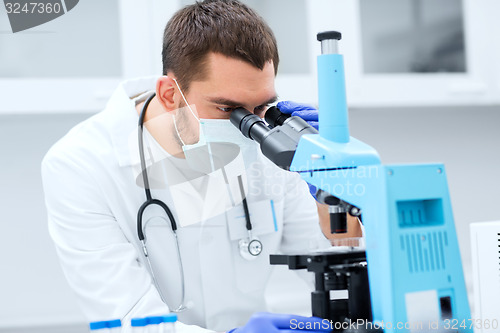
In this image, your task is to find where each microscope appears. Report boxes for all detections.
[230,32,471,332]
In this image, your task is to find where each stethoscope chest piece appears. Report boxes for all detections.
[239,236,263,261]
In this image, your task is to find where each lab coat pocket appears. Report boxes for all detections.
[227,200,284,294]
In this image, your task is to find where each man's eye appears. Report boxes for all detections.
[217,107,235,113]
[254,105,270,116]
[254,105,268,112]
[217,105,269,114]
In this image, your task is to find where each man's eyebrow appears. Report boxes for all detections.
[208,96,278,107]
[260,96,278,106]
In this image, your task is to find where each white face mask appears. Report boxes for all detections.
[199,118,256,147]
[171,78,259,174]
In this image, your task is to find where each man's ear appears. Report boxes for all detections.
[155,76,177,112]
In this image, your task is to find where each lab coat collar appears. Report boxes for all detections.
[104,76,159,167]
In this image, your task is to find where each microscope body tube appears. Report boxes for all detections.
[317,53,350,143]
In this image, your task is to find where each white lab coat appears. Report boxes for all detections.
[41,77,326,333]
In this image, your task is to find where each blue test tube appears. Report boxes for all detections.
[89,319,121,332]
[160,313,178,333]
[131,314,178,332]
[147,316,162,332]
[131,317,148,333]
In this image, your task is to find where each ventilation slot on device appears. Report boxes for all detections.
[400,231,448,274]
[397,199,444,227]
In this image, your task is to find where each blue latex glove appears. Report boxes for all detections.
[307,183,318,199]
[276,101,318,130]
[227,312,331,333]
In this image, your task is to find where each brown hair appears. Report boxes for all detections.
[162,0,279,91]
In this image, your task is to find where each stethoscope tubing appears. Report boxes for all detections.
[136,91,263,312]
[137,92,185,313]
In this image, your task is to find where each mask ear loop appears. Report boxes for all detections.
[171,77,201,147]
[172,77,200,121]
[173,116,186,147]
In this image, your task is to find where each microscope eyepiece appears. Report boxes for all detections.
[264,106,290,128]
[230,106,318,169]
[317,30,342,41]
[229,108,249,133]
[229,108,269,144]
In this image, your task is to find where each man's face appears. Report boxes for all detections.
[181,52,277,120]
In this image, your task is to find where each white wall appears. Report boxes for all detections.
[1,104,498,331]
[0,114,89,333]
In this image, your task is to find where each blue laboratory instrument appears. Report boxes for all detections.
[230,31,471,332]
[294,31,471,331]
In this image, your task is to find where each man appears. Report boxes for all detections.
[42,1,361,332]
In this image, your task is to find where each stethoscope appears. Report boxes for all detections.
[236,175,263,260]
[137,92,263,312]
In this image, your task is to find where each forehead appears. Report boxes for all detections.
[195,52,276,102]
